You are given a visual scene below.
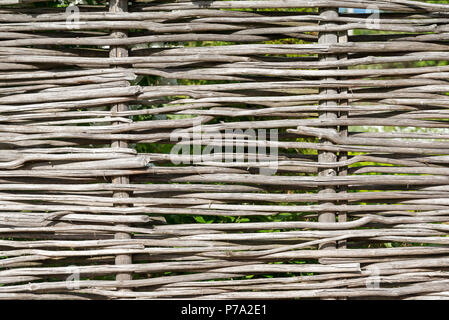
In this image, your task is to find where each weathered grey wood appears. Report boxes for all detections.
[109,0,133,287]
[317,8,338,254]
[1,0,449,300]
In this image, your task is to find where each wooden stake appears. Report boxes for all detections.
[318,7,339,251]
[109,0,133,286]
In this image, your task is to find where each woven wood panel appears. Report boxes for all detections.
[1,0,449,299]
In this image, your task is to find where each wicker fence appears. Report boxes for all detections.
[1,0,449,300]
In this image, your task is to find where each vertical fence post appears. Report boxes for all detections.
[338,25,348,250]
[317,7,339,251]
[337,19,349,301]
[109,0,133,286]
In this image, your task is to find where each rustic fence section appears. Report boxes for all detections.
[1,0,449,299]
